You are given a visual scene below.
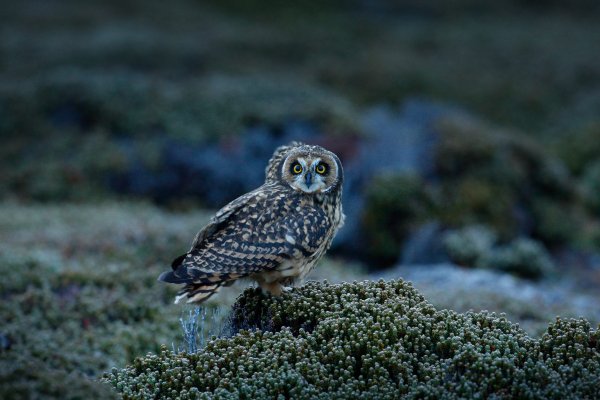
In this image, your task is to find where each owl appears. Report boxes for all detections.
[158,142,345,303]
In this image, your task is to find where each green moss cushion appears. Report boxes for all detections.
[106,280,600,399]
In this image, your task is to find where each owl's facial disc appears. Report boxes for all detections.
[280,145,342,194]
[289,157,328,193]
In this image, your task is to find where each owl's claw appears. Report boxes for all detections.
[282,286,293,293]
[258,281,285,296]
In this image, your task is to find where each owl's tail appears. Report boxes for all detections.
[174,279,237,304]
[158,269,245,304]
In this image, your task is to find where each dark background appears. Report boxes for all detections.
[1,1,600,398]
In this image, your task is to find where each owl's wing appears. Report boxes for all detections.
[190,187,263,250]
[165,206,242,273]
[166,185,266,271]
[159,201,331,285]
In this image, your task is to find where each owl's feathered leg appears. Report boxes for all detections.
[256,278,297,296]
[257,280,285,296]
[280,277,299,293]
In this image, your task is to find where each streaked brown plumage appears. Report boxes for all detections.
[158,142,345,303]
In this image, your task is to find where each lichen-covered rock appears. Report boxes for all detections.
[107,280,600,399]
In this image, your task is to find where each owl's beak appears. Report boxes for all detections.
[305,172,313,188]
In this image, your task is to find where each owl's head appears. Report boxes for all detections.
[268,143,343,194]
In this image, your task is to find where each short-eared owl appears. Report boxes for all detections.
[158,142,344,303]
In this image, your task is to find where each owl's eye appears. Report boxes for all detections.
[315,163,327,175]
[291,163,303,174]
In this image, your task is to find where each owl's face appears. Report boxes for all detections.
[279,145,342,194]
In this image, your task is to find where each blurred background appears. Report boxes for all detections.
[1,0,600,398]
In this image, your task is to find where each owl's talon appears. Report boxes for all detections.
[282,286,293,293]
[258,281,284,296]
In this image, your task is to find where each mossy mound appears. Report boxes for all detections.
[107,280,600,399]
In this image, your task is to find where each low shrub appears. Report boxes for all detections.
[107,280,600,399]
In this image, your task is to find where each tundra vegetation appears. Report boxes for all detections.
[2,0,600,398]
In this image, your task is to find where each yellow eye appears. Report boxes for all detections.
[316,163,327,174]
[292,163,303,174]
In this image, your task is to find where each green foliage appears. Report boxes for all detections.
[1,72,356,141]
[555,122,600,175]
[582,160,600,213]
[0,245,165,399]
[443,226,556,279]
[107,280,600,399]
[2,0,599,216]
[484,238,556,279]
[434,116,576,232]
[360,115,596,267]
[443,225,498,267]
[0,203,220,399]
[361,173,433,264]
[0,72,357,201]
[6,1,599,134]
[530,197,587,245]
[0,202,369,399]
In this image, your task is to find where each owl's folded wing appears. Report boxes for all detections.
[159,206,331,284]
[188,186,267,251]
